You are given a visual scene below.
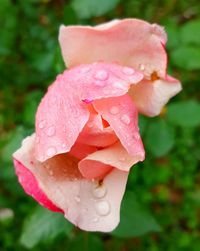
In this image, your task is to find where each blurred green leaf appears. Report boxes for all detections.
[166,100,200,127]
[68,233,105,251]
[145,119,175,157]
[20,206,73,248]
[23,90,43,127]
[171,46,200,70]
[180,19,200,45]
[1,127,25,164]
[112,191,161,238]
[71,0,120,19]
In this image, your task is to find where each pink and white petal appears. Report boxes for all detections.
[79,141,142,179]
[67,62,143,101]
[129,76,182,117]
[78,112,118,147]
[59,19,167,78]
[94,95,145,159]
[13,134,128,232]
[35,74,90,162]
[13,158,63,213]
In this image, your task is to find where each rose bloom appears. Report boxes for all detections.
[13,19,181,232]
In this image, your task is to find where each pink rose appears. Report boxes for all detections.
[13,19,181,232]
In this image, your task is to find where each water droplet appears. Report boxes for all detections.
[119,156,126,162]
[133,133,140,140]
[46,147,56,157]
[49,170,54,176]
[112,81,125,89]
[95,200,110,216]
[139,64,145,71]
[87,122,93,128]
[110,106,119,115]
[94,70,108,81]
[81,66,91,73]
[92,217,99,223]
[120,114,131,125]
[46,126,55,137]
[62,143,66,148]
[92,184,107,199]
[123,66,135,75]
[75,196,80,203]
[39,120,46,129]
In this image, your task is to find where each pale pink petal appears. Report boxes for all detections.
[35,74,90,162]
[59,19,167,78]
[94,95,145,159]
[13,135,128,232]
[129,76,182,116]
[78,111,118,147]
[79,141,142,179]
[68,62,143,101]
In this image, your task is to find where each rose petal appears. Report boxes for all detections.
[94,95,145,159]
[129,76,182,116]
[35,73,90,162]
[59,19,167,78]
[79,141,141,179]
[13,158,62,213]
[13,134,128,232]
[78,111,118,147]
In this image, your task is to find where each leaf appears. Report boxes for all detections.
[20,206,73,248]
[1,127,26,164]
[171,45,200,70]
[112,191,161,238]
[23,90,43,127]
[71,0,120,19]
[180,19,200,45]
[68,233,105,251]
[145,119,175,157]
[166,100,200,127]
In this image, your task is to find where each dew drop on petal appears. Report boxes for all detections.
[92,217,99,223]
[112,81,125,89]
[75,196,81,203]
[120,114,131,125]
[81,66,91,73]
[119,156,126,162]
[123,66,135,75]
[46,126,55,137]
[39,120,46,129]
[95,200,110,216]
[46,146,56,157]
[87,122,93,128]
[92,184,107,199]
[139,64,145,71]
[94,70,108,81]
[110,106,119,115]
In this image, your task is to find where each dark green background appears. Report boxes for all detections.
[1,0,200,250]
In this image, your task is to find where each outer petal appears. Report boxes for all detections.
[13,135,128,232]
[35,73,90,162]
[79,141,141,179]
[94,95,145,159]
[129,76,182,116]
[59,19,167,78]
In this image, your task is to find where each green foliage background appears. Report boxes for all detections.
[0,0,200,250]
